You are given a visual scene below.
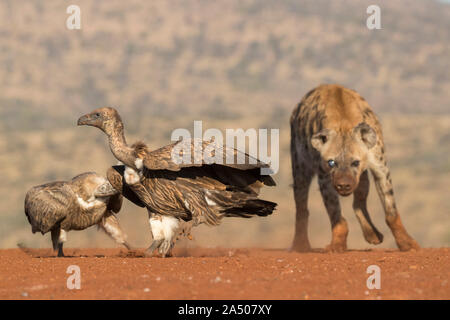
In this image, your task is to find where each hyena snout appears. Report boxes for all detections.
[336,182,352,193]
[333,173,356,196]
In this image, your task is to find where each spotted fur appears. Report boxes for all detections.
[290,84,419,252]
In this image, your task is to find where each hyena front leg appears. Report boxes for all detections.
[353,170,384,244]
[318,170,348,252]
[370,153,420,251]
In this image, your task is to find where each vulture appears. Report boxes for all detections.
[24,172,131,257]
[77,107,277,257]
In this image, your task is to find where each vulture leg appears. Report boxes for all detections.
[123,242,132,250]
[51,228,66,257]
[57,243,64,257]
[123,167,194,256]
[98,214,132,250]
[159,216,179,258]
[159,240,173,258]
[145,214,179,258]
[145,239,163,257]
[145,215,165,257]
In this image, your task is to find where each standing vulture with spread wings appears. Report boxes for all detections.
[78,107,277,257]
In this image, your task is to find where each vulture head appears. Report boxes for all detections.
[77,107,123,135]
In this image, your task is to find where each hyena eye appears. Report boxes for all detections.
[328,159,337,168]
[352,160,360,167]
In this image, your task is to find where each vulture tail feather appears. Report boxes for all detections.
[223,199,276,218]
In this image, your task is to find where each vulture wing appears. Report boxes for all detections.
[107,166,146,208]
[108,140,277,227]
[133,165,276,226]
[107,193,123,214]
[142,138,274,174]
[24,182,72,234]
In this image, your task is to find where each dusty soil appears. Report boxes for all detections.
[0,247,448,300]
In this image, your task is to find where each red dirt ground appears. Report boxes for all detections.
[0,247,448,300]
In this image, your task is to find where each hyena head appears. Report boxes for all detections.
[311,122,377,196]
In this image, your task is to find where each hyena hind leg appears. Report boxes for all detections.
[291,160,314,252]
[353,170,384,245]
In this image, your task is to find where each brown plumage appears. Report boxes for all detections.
[78,107,277,257]
[24,172,131,257]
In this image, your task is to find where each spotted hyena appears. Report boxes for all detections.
[290,84,419,252]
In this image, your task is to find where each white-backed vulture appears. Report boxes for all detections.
[24,172,131,257]
[77,107,277,257]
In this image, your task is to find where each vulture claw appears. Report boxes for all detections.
[57,244,65,257]
[145,239,163,257]
[158,240,172,258]
[122,241,133,251]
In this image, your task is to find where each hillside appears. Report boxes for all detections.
[0,0,449,250]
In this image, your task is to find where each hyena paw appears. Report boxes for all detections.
[363,228,384,245]
[291,239,312,252]
[397,237,420,251]
[325,242,347,253]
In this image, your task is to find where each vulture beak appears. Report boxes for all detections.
[77,113,94,126]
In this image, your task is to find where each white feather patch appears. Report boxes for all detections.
[77,195,106,210]
[124,166,140,184]
[135,158,144,170]
[59,229,67,243]
[149,216,179,241]
[204,190,217,206]
[149,217,164,240]
[161,216,179,240]
[205,196,216,206]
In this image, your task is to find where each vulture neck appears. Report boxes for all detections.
[107,124,137,169]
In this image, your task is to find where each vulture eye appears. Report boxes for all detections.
[95,112,100,117]
[328,159,337,168]
[352,160,360,167]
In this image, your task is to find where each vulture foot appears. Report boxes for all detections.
[147,215,179,257]
[145,239,164,257]
[122,241,133,251]
[57,244,65,257]
[158,239,174,258]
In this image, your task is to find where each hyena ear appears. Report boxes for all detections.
[311,129,335,151]
[354,122,377,149]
